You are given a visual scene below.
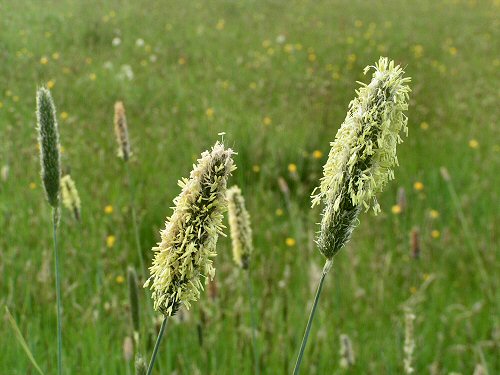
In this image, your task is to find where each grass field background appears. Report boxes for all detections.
[0,0,499,373]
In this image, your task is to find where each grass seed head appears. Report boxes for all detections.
[36,87,61,207]
[404,307,416,374]
[114,101,131,161]
[312,57,411,258]
[134,354,147,375]
[339,333,355,368]
[60,174,81,221]
[227,185,253,269]
[144,141,236,316]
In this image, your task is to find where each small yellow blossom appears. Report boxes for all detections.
[60,112,69,120]
[354,20,363,28]
[52,52,60,60]
[107,235,116,248]
[216,19,225,30]
[420,121,429,130]
[410,286,417,294]
[205,107,214,118]
[413,181,424,191]
[429,210,439,219]
[47,80,55,89]
[288,163,297,173]
[263,116,272,126]
[178,56,186,65]
[40,56,49,65]
[449,47,457,56]
[275,208,284,216]
[116,275,125,284]
[347,54,357,64]
[285,237,296,247]
[252,165,260,173]
[29,182,37,190]
[422,273,431,281]
[312,150,323,159]
[431,230,440,239]
[249,82,257,90]
[468,139,479,149]
[89,73,97,81]
[412,44,424,59]
[284,44,293,53]
[308,53,317,62]
[104,205,113,214]
[391,204,402,215]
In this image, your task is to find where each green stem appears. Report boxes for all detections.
[292,258,332,375]
[246,268,260,375]
[125,162,146,279]
[52,207,63,375]
[146,316,168,375]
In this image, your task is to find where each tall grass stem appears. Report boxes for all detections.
[124,162,145,279]
[292,259,332,375]
[52,208,63,375]
[247,269,260,375]
[146,317,168,375]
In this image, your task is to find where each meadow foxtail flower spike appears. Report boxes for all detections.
[36,87,61,208]
[293,57,411,375]
[60,174,81,221]
[144,141,236,316]
[227,185,253,269]
[312,56,411,259]
[114,101,131,161]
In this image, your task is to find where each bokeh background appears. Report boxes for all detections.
[0,0,498,374]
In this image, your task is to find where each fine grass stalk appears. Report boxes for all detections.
[145,317,168,375]
[292,259,332,375]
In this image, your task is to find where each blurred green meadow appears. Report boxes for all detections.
[1,0,499,373]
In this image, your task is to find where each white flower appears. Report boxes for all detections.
[112,37,121,47]
[135,38,145,47]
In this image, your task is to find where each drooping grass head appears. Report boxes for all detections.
[36,87,61,208]
[144,141,236,316]
[312,57,411,259]
[227,185,253,269]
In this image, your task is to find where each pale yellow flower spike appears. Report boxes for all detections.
[60,174,81,221]
[227,186,253,269]
[144,142,236,316]
[312,57,411,258]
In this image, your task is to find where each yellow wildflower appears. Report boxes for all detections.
[205,107,214,118]
[391,204,402,215]
[288,163,297,173]
[263,116,272,126]
[116,275,125,284]
[107,235,116,248]
[285,237,296,247]
[468,139,479,149]
[104,205,113,214]
[420,121,429,130]
[40,56,49,65]
[429,209,439,219]
[312,150,323,159]
[431,230,440,239]
[413,182,424,191]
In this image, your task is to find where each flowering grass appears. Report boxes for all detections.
[0,0,498,373]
